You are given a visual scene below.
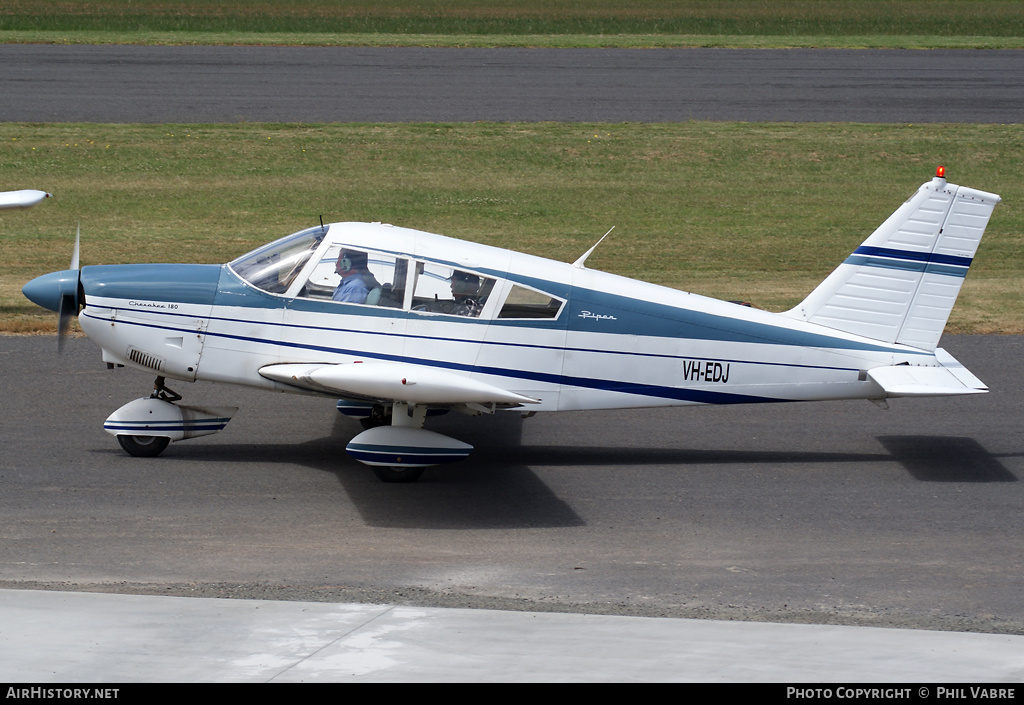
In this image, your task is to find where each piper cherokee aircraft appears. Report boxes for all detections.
[22,168,1001,481]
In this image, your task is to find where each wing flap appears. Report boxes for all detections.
[867,348,987,398]
[259,362,539,405]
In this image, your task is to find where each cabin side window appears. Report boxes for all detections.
[498,284,564,319]
[297,245,409,308]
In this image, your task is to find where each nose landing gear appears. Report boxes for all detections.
[104,376,237,458]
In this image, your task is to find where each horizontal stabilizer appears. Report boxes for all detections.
[260,361,539,406]
[867,348,987,398]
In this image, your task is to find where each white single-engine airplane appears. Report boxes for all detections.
[23,168,1001,481]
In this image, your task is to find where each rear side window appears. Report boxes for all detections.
[498,284,564,319]
[411,263,495,318]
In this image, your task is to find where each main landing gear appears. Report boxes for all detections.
[345,402,474,483]
[108,379,471,484]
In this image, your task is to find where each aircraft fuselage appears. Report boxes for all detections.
[75,223,934,414]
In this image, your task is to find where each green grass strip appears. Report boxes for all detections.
[3,122,1021,334]
[2,1,1023,48]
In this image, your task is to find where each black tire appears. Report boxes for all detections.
[117,435,170,458]
[372,466,425,483]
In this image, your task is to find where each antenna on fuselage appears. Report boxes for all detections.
[572,226,614,269]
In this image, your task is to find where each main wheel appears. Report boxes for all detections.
[372,466,425,483]
[117,434,170,458]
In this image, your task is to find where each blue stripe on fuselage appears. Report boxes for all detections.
[82,260,916,362]
[79,258,916,406]
[89,303,867,372]
[81,307,855,406]
[214,267,902,354]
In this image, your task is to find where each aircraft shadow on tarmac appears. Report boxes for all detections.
[136,439,585,530]
[91,409,1017,530]
[875,436,1017,483]
[471,436,1016,483]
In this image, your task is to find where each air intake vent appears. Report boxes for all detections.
[127,347,165,372]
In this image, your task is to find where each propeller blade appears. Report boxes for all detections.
[57,293,76,354]
[70,223,80,271]
[58,225,82,354]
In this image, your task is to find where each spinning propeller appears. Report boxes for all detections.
[57,224,81,352]
[22,224,83,353]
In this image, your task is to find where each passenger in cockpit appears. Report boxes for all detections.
[332,250,380,304]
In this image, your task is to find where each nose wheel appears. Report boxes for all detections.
[116,434,170,458]
[113,377,178,457]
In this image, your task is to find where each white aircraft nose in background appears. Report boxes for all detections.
[0,189,51,210]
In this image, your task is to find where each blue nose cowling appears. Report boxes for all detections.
[23,269,79,312]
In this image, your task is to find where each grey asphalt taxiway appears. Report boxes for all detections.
[2,45,1023,123]
[2,335,1024,681]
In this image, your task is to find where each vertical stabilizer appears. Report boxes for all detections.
[783,170,1000,351]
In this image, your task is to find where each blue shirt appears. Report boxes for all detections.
[332,274,371,303]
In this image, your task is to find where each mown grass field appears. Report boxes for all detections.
[2,0,1023,47]
[3,122,1021,334]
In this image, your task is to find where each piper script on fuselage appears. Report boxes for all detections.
[577,310,617,321]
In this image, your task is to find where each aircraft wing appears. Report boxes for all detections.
[867,348,987,397]
[259,361,540,406]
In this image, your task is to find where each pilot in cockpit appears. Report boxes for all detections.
[450,270,483,317]
[332,250,380,304]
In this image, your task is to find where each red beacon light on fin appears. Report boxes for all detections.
[936,165,946,178]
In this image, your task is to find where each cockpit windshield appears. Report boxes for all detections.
[229,225,327,293]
